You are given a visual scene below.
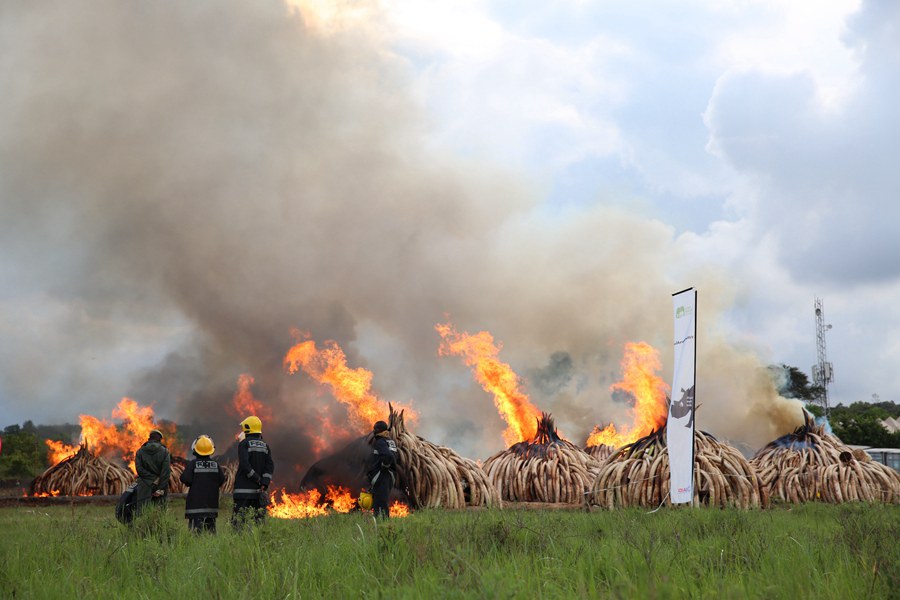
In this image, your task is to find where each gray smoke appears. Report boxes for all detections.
[0,1,802,480]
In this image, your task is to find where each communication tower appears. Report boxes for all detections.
[812,297,833,417]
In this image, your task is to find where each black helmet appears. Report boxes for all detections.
[373,420,388,434]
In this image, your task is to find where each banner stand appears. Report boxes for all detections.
[667,287,697,504]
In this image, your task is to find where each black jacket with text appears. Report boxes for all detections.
[180,456,226,517]
[233,433,274,500]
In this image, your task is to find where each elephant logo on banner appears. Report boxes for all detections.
[668,385,694,428]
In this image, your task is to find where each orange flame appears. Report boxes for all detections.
[231,373,272,421]
[267,485,410,519]
[44,398,177,471]
[325,485,357,513]
[389,501,410,518]
[586,342,670,448]
[284,329,415,433]
[436,322,542,446]
[45,440,79,465]
[268,488,329,519]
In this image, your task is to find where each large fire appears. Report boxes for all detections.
[44,397,177,471]
[436,322,542,447]
[267,485,409,519]
[586,341,670,449]
[231,373,272,421]
[45,439,78,465]
[283,329,416,434]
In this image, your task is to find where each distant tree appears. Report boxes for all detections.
[814,401,900,447]
[804,404,825,419]
[0,428,46,480]
[869,401,900,418]
[770,364,824,402]
[833,416,900,447]
[32,423,80,444]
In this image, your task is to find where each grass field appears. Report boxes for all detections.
[1,501,898,599]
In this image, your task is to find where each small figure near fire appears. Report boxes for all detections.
[366,420,399,519]
[232,416,275,529]
[134,429,172,516]
[180,435,226,533]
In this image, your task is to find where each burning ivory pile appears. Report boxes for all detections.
[587,427,766,509]
[584,443,615,462]
[387,405,499,509]
[31,444,134,496]
[750,410,900,504]
[481,413,602,504]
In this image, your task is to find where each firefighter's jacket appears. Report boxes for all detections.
[134,440,171,503]
[180,455,226,517]
[233,433,274,499]
[366,434,399,485]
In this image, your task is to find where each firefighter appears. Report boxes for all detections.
[366,420,398,519]
[231,415,274,529]
[133,429,171,516]
[180,435,226,533]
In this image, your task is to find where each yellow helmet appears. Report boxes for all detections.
[358,490,373,511]
[240,415,262,434]
[192,435,215,456]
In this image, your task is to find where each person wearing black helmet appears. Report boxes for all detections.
[134,429,171,516]
[365,420,399,519]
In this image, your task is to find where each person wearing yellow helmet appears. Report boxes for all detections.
[179,435,226,533]
[133,429,171,517]
[365,420,399,519]
[232,415,275,529]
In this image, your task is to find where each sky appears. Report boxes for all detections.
[0,0,897,462]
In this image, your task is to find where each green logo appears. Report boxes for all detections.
[676,305,693,319]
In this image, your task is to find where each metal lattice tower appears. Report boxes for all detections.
[812,297,833,417]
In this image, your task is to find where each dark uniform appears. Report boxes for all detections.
[231,433,274,528]
[134,434,171,516]
[180,455,226,533]
[366,423,399,519]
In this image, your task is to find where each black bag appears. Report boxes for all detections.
[115,483,138,525]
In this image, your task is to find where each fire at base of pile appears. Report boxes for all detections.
[481,413,601,504]
[587,427,766,510]
[31,444,134,496]
[750,410,900,504]
[388,405,500,509]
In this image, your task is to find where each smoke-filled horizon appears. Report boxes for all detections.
[0,1,804,478]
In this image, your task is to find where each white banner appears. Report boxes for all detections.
[667,288,697,504]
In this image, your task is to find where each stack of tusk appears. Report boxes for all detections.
[167,456,188,493]
[583,443,615,463]
[481,413,602,504]
[30,444,134,496]
[750,409,900,504]
[586,427,767,510]
[386,404,500,509]
[221,461,237,494]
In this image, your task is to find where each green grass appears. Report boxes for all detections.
[1,501,898,599]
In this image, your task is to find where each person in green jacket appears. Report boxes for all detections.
[133,429,172,516]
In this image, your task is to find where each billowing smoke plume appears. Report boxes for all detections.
[0,0,801,482]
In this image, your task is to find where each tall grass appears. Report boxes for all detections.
[1,501,897,599]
